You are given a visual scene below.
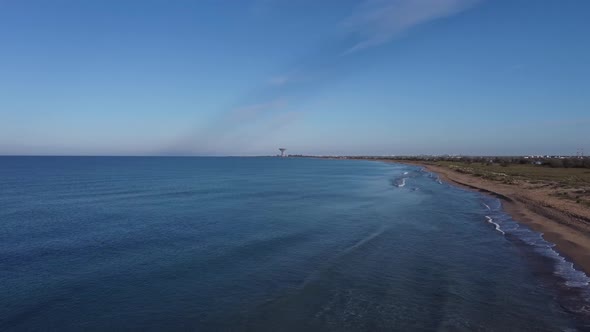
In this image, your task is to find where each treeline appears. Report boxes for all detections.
[294,155,590,169]
[388,156,590,169]
[542,158,590,169]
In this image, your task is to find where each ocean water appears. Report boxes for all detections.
[1,156,589,331]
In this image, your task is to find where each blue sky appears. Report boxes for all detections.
[1,0,589,156]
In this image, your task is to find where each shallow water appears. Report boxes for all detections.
[0,157,588,331]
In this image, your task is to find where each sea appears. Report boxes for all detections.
[1,156,590,331]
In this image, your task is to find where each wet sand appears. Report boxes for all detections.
[383,160,590,277]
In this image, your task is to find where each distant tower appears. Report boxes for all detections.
[279,148,286,157]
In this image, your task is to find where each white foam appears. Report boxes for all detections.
[425,171,442,184]
[483,197,590,295]
[554,256,590,288]
[532,238,590,288]
[485,216,505,235]
[403,171,409,175]
[397,178,406,187]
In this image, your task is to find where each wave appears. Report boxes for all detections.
[299,226,387,289]
[480,195,590,314]
[548,247,590,288]
[391,177,407,188]
[505,222,589,288]
[413,165,590,295]
[417,167,443,184]
[485,216,505,235]
[343,226,387,254]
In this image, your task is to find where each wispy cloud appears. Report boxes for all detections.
[161,97,301,155]
[268,75,290,86]
[344,0,481,54]
[166,0,482,155]
[268,67,306,86]
[229,99,287,121]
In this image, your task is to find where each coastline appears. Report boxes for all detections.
[383,159,590,277]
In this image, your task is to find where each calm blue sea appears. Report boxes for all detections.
[1,157,590,331]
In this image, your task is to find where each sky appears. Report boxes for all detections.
[0,0,589,156]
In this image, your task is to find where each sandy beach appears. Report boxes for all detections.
[386,160,590,277]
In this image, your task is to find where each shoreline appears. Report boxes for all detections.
[381,159,590,277]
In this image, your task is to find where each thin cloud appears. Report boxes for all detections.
[166,0,482,155]
[268,67,305,86]
[160,98,296,155]
[344,0,481,54]
[268,76,290,86]
[229,99,287,121]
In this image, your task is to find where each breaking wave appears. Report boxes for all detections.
[484,216,505,235]
[479,195,590,315]
[391,177,407,188]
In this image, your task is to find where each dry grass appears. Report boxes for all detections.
[430,161,590,207]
